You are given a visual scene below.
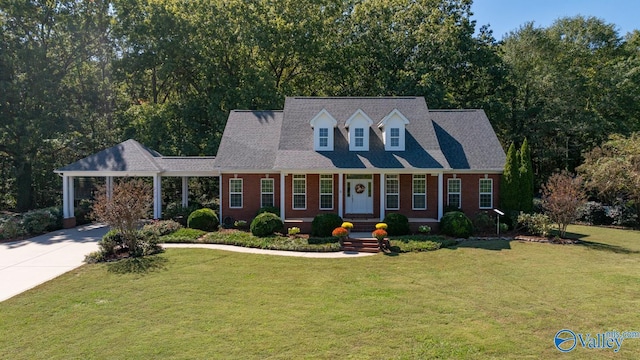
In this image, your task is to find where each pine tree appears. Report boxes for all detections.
[519,138,534,212]
[500,143,520,212]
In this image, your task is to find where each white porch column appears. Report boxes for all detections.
[67,176,75,218]
[280,172,286,221]
[218,175,223,222]
[379,173,385,221]
[338,172,344,218]
[105,176,113,200]
[62,175,70,218]
[153,174,162,219]
[437,172,444,220]
[181,176,189,207]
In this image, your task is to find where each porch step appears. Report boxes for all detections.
[341,238,380,253]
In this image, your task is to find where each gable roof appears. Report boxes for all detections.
[212,110,283,170]
[215,97,505,173]
[55,139,216,176]
[216,97,506,172]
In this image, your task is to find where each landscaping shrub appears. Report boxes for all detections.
[250,212,284,237]
[473,211,494,233]
[142,220,183,236]
[608,204,638,227]
[164,202,202,226]
[517,213,552,237]
[97,230,125,257]
[577,201,612,226]
[0,216,24,240]
[88,229,163,263]
[311,213,343,237]
[75,199,93,225]
[22,208,59,235]
[383,213,410,236]
[256,206,281,217]
[187,208,219,232]
[440,211,473,238]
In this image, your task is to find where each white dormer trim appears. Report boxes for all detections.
[310,109,338,151]
[345,109,373,151]
[378,109,410,151]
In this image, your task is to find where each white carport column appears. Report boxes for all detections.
[380,173,385,221]
[153,174,162,219]
[62,176,75,228]
[181,176,189,207]
[437,172,444,220]
[105,176,113,200]
[218,175,223,221]
[338,172,344,218]
[280,172,286,221]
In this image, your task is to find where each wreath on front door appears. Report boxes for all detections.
[355,183,366,194]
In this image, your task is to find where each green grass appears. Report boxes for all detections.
[389,234,458,252]
[1,225,640,359]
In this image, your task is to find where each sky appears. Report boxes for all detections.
[471,0,639,39]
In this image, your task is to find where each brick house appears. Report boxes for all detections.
[56,96,505,232]
[214,97,506,232]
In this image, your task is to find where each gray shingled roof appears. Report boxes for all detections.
[55,139,216,175]
[215,97,505,172]
[213,110,283,170]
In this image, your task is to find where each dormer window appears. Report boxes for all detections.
[319,128,329,147]
[345,109,373,151]
[378,109,410,151]
[310,109,337,151]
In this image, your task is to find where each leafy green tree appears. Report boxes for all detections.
[500,143,519,212]
[519,138,534,212]
[577,133,640,215]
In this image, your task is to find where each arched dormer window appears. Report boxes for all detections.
[310,109,337,151]
[378,109,410,151]
[345,109,373,151]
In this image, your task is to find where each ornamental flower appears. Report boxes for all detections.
[332,227,349,238]
[418,225,431,234]
[375,223,388,230]
[288,227,301,236]
[341,222,354,229]
[372,229,387,240]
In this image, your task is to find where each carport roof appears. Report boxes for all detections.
[54,139,217,176]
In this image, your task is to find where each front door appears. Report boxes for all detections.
[346,177,373,214]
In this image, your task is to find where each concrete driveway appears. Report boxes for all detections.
[0,223,109,302]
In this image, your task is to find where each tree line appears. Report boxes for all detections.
[1,0,639,212]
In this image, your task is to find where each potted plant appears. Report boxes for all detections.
[372,228,389,251]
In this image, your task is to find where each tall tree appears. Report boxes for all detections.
[519,138,534,212]
[500,143,519,212]
[0,0,115,211]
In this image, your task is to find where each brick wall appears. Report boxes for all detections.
[443,173,501,218]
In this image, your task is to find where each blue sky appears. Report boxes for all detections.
[471,0,639,39]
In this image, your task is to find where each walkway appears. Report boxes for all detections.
[162,243,376,258]
[0,223,108,302]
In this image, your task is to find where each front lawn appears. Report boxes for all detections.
[1,225,639,359]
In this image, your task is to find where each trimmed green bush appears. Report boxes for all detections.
[383,213,410,236]
[517,213,552,237]
[311,213,343,237]
[473,211,494,232]
[256,206,281,217]
[22,208,59,235]
[250,212,284,237]
[187,208,219,232]
[440,211,473,238]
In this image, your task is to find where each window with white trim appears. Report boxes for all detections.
[318,128,329,148]
[390,128,400,147]
[447,178,461,209]
[229,178,243,208]
[413,174,427,210]
[386,174,399,210]
[292,175,306,210]
[479,179,493,209]
[354,128,364,148]
[261,178,274,208]
[319,175,333,210]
